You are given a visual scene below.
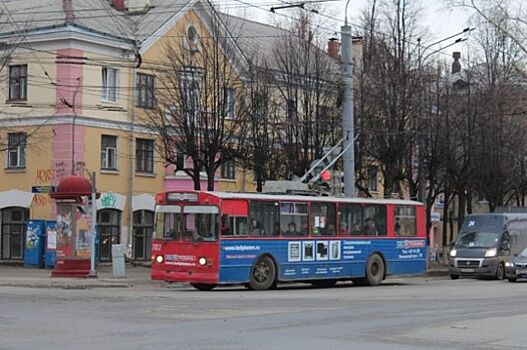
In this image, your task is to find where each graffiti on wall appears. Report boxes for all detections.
[32,160,86,206]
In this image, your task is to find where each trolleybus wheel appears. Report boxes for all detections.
[450,274,459,280]
[364,254,385,286]
[311,279,337,288]
[190,283,217,291]
[248,256,276,290]
[495,263,505,280]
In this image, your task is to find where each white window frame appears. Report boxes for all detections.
[224,87,236,119]
[101,135,118,170]
[220,159,236,179]
[7,132,26,168]
[102,67,119,102]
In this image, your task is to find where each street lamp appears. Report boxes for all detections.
[416,28,474,203]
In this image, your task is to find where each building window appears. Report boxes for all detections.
[137,73,155,109]
[7,132,26,168]
[102,67,118,102]
[224,88,236,119]
[287,99,296,119]
[254,92,267,120]
[175,153,186,171]
[136,138,154,173]
[1,207,29,260]
[101,135,117,170]
[133,210,154,260]
[9,64,27,101]
[97,209,121,261]
[367,166,378,192]
[220,159,236,179]
[181,77,200,115]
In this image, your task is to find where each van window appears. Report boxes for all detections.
[456,231,500,248]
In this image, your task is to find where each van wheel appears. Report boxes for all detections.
[190,283,216,291]
[364,254,385,286]
[248,256,277,290]
[495,263,505,280]
[508,277,517,283]
[450,274,459,280]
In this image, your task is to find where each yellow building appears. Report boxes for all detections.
[0,0,273,262]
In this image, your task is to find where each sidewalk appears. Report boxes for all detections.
[426,261,449,276]
[1,262,450,289]
[0,264,165,289]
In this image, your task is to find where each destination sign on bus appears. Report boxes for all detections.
[166,192,198,202]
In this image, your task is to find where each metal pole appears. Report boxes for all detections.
[341,22,355,197]
[90,171,97,277]
[417,38,425,203]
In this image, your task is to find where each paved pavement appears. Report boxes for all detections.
[0,263,164,289]
[0,262,449,289]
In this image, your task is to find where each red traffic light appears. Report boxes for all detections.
[320,170,331,182]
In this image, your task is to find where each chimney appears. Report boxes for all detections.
[452,51,461,74]
[328,38,340,60]
[112,0,125,11]
[63,0,75,22]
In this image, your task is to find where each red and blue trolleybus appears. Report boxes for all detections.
[151,191,427,290]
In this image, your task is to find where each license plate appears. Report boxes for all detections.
[516,269,527,275]
[461,268,475,273]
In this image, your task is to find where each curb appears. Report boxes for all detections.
[0,280,129,289]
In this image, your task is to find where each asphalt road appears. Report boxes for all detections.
[1,276,527,350]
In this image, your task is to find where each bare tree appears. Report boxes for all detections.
[468,14,527,211]
[143,10,248,190]
[271,10,341,180]
[356,0,421,198]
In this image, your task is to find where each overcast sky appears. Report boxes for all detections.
[228,0,476,61]
[232,1,474,38]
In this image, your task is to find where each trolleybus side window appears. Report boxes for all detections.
[221,215,249,236]
[394,205,417,236]
[248,201,280,236]
[363,205,387,236]
[281,202,308,237]
[311,202,337,236]
[338,203,362,236]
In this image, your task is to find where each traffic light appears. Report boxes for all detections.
[320,170,332,182]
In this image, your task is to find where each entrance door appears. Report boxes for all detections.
[97,209,121,261]
[132,210,153,260]
[1,207,29,260]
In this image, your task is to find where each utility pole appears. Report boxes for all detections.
[342,0,355,197]
[89,171,97,277]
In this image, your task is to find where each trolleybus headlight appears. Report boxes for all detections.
[505,261,515,267]
[449,248,457,257]
[198,257,207,266]
[485,248,497,258]
[156,255,164,264]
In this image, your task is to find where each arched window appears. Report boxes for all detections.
[97,209,121,261]
[1,207,29,260]
[133,210,153,260]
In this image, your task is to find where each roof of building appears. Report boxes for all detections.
[1,0,191,43]
[1,0,335,70]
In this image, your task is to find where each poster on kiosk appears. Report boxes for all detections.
[52,201,92,277]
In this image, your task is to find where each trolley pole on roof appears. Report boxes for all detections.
[342,0,355,197]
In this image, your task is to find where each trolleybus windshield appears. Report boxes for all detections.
[154,204,219,242]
